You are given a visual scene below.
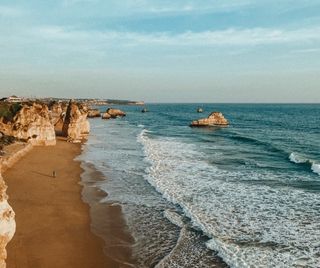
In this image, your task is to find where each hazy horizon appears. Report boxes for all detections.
[1,1,320,103]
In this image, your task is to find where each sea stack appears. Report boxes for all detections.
[101,108,126,119]
[190,112,229,127]
[101,112,111,120]
[62,100,90,143]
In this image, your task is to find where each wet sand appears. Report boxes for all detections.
[4,138,133,268]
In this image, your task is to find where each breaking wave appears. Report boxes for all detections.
[138,129,320,268]
[289,152,320,175]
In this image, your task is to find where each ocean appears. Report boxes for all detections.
[79,104,320,268]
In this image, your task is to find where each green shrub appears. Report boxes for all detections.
[0,103,22,122]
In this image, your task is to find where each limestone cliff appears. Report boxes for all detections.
[87,109,101,118]
[190,112,229,127]
[0,142,32,268]
[62,101,90,143]
[0,103,56,146]
[49,102,64,126]
[0,171,15,268]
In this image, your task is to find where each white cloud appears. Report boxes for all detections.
[33,25,320,47]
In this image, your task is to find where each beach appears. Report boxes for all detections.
[4,138,131,268]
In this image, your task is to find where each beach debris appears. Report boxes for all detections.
[190,112,229,127]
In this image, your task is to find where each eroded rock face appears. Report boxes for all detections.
[0,169,15,268]
[48,102,69,135]
[0,142,32,268]
[62,101,90,143]
[0,103,56,146]
[190,112,229,127]
[105,108,126,118]
[49,102,64,125]
[87,109,101,118]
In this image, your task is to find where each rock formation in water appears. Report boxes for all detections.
[101,108,126,120]
[62,100,90,143]
[190,112,229,127]
[101,112,111,120]
[0,103,56,146]
[105,108,126,118]
[87,109,101,118]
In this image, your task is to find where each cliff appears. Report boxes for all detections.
[49,102,68,126]
[190,112,229,127]
[0,103,56,146]
[87,109,101,118]
[62,101,90,143]
[0,172,15,268]
[0,143,32,268]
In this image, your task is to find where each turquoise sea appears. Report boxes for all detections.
[80,104,320,267]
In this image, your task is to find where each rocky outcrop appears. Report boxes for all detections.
[101,112,111,120]
[0,171,15,268]
[62,101,90,143]
[0,142,32,268]
[190,112,229,127]
[101,108,126,120]
[105,108,126,118]
[87,109,101,118]
[0,103,56,146]
[49,102,64,126]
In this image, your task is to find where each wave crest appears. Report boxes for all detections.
[289,152,320,175]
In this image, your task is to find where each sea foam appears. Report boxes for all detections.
[311,163,320,175]
[138,130,320,268]
[289,152,320,175]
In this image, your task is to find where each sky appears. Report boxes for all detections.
[0,0,320,102]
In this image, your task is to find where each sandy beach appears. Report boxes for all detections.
[3,138,130,268]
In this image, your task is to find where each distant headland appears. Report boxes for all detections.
[0,95,144,106]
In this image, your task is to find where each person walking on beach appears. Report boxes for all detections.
[52,170,56,178]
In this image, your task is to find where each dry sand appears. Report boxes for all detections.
[4,138,132,268]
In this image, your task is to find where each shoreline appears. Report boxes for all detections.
[78,160,136,267]
[4,138,125,267]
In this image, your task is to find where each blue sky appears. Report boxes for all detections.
[0,0,320,102]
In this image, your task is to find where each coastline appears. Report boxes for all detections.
[3,138,119,267]
[78,161,136,267]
